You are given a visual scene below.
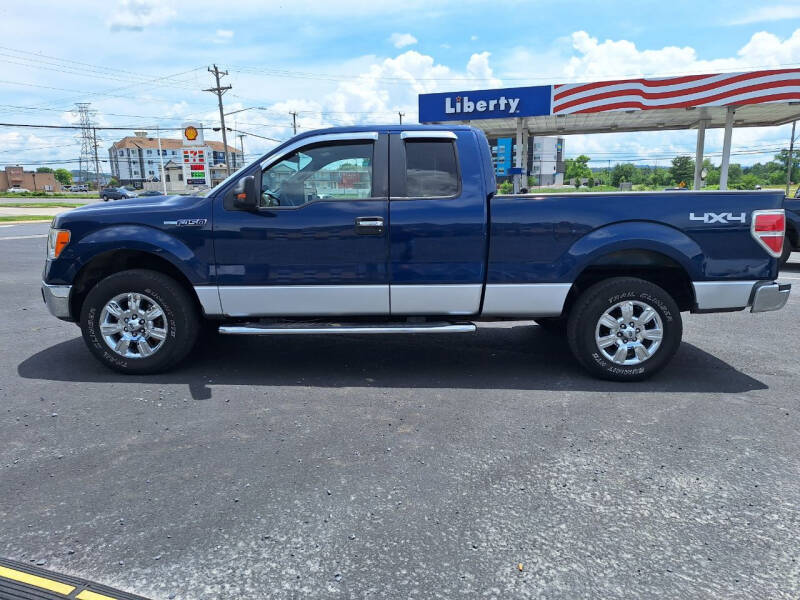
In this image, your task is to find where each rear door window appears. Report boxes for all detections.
[404,140,459,198]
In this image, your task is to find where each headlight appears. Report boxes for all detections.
[47,228,71,259]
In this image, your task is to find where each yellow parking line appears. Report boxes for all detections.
[0,564,76,595]
[77,589,119,600]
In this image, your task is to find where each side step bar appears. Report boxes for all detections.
[219,322,477,335]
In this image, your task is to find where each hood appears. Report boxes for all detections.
[53,194,211,229]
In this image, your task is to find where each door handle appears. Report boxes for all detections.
[355,216,384,235]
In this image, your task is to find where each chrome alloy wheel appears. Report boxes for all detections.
[99,292,168,359]
[594,300,663,365]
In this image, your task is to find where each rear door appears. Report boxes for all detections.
[388,130,488,315]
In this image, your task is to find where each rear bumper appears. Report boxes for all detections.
[41,281,72,320]
[750,282,791,313]
[692,280,791,313]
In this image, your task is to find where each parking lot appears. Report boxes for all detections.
[1,221,799,599]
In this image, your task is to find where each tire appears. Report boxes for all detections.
[780,240,793,266]
[566,277,682,381]
[102,196,108,201]
[80,269,199,374]
[534,317,567,334]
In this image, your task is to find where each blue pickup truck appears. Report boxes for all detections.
[42,125,791,381]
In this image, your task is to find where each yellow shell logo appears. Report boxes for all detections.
[184,126,199,141]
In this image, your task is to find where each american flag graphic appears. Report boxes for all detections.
[552,68,800,114]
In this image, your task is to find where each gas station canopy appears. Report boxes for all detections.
[418,68,800,190]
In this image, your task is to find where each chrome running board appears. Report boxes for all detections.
[218,322,477,335]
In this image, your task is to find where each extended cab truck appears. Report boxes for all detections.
[42,125,791,381]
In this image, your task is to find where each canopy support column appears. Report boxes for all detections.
[514,118,523,194]
[719,107,735,191]
[693,120,708,190]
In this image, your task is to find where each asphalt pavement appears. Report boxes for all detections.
[1,221,798,599]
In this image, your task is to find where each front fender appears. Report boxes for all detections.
[44,224,207,286]
[565,221,705,281]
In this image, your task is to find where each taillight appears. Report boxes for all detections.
[751,209,785,257]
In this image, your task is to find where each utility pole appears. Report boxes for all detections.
[290,111,298,135]
[786,120,797,197]
[204,64,233,176]
[398,111,405,124]
[238,133,246,161]
[92,127,101,190]
[157,127,167,195]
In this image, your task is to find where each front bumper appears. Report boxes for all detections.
[41,281,72,320]
[750,282,791,313]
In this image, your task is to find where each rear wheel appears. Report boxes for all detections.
[80,269,199,374]
[566,277,682,381]
[102,196,108,201]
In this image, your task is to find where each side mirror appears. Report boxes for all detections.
[231,175,258,210]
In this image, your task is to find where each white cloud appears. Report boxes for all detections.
[108,0,176,31]
[389,33,418,49]
[470,35,478,41]
[212,29,234,44]
[562,29,800,81]
[726,4,800,25]
[227,50,504,156]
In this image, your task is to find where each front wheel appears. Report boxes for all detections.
[80,269,200,374]
[566,277,682,381]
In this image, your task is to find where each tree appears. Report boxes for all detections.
[726,163,743,184]
[610,163,635,187]
[735,174,760,190]
[648,168,673,187]
[774,149,800,181]
[53,168,72,186]
[109,177,120,187]
[565,155,592,184]
[670,156,695,187]
[36,167,54,173]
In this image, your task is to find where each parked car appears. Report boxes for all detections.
[6,187,30,193]
[70,185,89,193]
[100,187,138,201]
[138,190,165,197]
[782,191,800,265]
[43,125,790,381]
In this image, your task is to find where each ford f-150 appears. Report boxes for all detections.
[42,125,791,380]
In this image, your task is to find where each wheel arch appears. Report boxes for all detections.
[70,249,203,320]
[565,248,696,314]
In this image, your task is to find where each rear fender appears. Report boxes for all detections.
[566,221,704,281]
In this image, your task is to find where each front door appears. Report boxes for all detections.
[213,132,389,316]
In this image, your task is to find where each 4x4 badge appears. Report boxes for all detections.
[689,212,746,224]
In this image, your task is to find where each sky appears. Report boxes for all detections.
[3,0,800,171]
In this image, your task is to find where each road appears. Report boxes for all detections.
[1,221,799,599]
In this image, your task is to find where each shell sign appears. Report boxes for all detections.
[181,122,204,146]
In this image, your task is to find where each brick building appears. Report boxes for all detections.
[0,165,62,192]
